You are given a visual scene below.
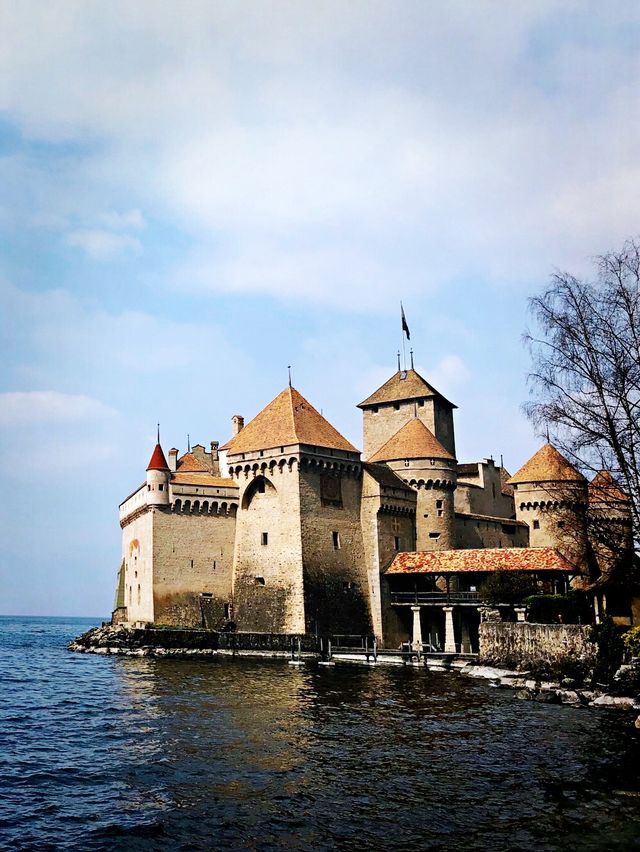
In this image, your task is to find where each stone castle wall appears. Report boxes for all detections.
[455,514,528,549]
[514,482,588,567]
[479,622,596,671]
[232,466,306,634]
[121,510,154,623]
[299,466,371,636]
[152,508,236,628]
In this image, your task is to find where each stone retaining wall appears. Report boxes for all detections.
[69,624,321,655]
[479,622,596,671]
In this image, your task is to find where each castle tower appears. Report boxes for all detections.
[222,386,370,636]
[588,470,633,579]
[508,443,588,569]
[368,418,457,550]
[146,441,170,507]
[358,368,457,459]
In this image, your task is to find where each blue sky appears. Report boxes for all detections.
[1,1,639,616]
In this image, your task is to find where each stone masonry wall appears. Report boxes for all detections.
[121,510,154,623]
[455,514,529,549]
[152,509,236,628]
[232,466,305,633]
[363,399,438,458]
[299,467,371,636]
[479,622,596,671]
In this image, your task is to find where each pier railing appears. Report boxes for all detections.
[389,591,481,605]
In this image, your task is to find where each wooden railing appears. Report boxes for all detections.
[389,591,481,605]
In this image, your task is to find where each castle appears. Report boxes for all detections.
[113,362,636,651]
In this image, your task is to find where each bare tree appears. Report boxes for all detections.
[524,239,640,552]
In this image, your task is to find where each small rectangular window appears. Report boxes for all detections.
[436,500,443,509]
[224,603,231,619]
[429,532,440,539]
[332,531,341,549]
[261,532,268,546]
[437,509,444,518]
[394,535,401,550]
[533,520,540,530]
[159,483,164,491]
[255,576,265,586]
[418,399,424,407]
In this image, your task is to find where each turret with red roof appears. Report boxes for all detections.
[146,429,170,508]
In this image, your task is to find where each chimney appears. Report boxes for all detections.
[168,448,178,472]
[210,441,219,461]
[232,415,244,437]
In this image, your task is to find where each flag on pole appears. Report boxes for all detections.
[401,302,410,340]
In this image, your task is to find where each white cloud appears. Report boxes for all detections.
[1,2,638,307]
[66,229,141,260]
[0,391,117,425]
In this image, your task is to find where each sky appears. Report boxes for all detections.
[1,1,639,616]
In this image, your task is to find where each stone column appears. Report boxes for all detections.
[443,606,456,653]
[514,607,527,622]
[411,606,422,650]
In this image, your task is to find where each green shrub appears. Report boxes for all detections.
[623,625,640,658]
[478,571,538,605]
[525,591,591,625]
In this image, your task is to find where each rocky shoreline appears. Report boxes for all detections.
[70,624,640,720]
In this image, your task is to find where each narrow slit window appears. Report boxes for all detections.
[394,535,401,550]
[332,531,341,549]
[261,532,268,546]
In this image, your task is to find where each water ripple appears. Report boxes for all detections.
[1,616,640,851]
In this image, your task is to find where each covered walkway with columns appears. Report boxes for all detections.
[384,546,580,653]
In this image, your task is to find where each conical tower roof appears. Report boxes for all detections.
[358,368,456,409]
[589,470,630,504]
[367,418,454,463]
[508,443,585,485]
[221,386,358,455]
[147,443,169,471]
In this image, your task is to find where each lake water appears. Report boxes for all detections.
[1,616,640,851]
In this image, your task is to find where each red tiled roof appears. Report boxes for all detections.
[221,386,358,455]
[358,368,456,409]
[367,418,454,463]
[385,547,577,574]
[508,444,586,485]
[589,470,630,504]
[176,452,209,472]
[147,443,169,471]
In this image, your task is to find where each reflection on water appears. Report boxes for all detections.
[1,616,640,851]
